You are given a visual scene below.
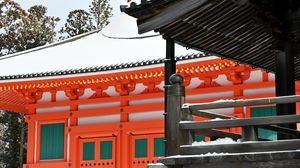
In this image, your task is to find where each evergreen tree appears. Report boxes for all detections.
[0,0,27,55]
[0,112,24,168]
[89,0,112,29]
[0,1,59,167]
[60,0,112,39]
[60,9,95,38]
[19,5,60,50]
[0,111,5,168]
[0,1,60,55]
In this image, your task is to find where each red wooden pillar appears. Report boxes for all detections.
[69,104,78,167]
[25,116,35,164]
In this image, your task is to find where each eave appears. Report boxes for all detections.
[123,0,300,80]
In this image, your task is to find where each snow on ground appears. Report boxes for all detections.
[168,149,300,159]
[191,137,241,146]
[0,13,200,76]
[169,152,230,158]
[147,163,167,168]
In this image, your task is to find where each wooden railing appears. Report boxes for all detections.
[166,73,300,156]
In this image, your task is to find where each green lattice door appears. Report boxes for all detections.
[251,106,277,140]
[131,134,165,168]
[80,136,116,168]
[40,123,65,160]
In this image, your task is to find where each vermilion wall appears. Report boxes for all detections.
[16,58,300,168]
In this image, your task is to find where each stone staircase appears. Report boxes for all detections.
[152,74,300,168]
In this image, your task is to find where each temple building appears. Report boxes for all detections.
[0,5,299,168]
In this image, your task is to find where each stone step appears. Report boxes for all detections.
[180,139,300,155]
[158,150,300,168]
[147,163,167,168]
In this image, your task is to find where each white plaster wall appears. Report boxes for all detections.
[156,81,164,91]
[243,70,262,84]
[78,102,120,110]
[56,91,69,101]
[79,88,94,99]
[37,92,51,103]
[36,106,70,114]
[104,86,120,96]
[243,87,275,96]
[268,73,275,81]
[186,91,234,101]
[78,114,120,125]
[214,74,232,86]
[129,111,164,121]
[129,97,164,106]
[186,78,202,89]
[130,83,146,95]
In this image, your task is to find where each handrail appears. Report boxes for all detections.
[183,95,300,110]
[166,74,300,156]
[180,115,300,130]
[191,110,300,137]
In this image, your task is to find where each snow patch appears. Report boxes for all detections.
[0,13,197,76]
[127,0,151,6]
[169,152,230,158]
[147,163,167,168]
[192,137,241,146]
[213,99,237,103]
[210,118,223,121]
[168,150,300,159]
[180,121,196,124]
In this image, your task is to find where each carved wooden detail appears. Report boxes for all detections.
[226,66,251,84]
[142,81,161,93]
[90,85,109,98]
[18,90,43,103]
[115,81,136,95]
[65,87,85,100]
[198,74,220,88]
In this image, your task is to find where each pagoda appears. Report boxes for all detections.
[0,3,297,168]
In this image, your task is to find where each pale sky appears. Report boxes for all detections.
[16,0,124,29]
[0,0,200,76]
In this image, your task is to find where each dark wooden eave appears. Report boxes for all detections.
[122,0,300,79]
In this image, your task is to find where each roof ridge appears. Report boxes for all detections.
[0,52,212,81]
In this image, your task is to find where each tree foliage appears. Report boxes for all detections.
[60,0,112,38]
[0,112,26,168]
[0,0,60,55]
[20,5,60,50]
[0,0,113,167]
[89,0,112,29]
[0,1,59,167]
[0,0,27,55]
[60,9,95,38]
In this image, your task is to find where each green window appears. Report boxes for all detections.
[251,106,277,140]
[83,142,95,160]
[135,139,148,158]
[195,136,204,142]
[40,123,64,160]
[100,141,113,160]
[154,138,165,157]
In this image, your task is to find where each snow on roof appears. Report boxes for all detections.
[0,13,199,77]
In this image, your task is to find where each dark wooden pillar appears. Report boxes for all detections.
[166,74,185,156]
[164,38,176,156]
[166,74,193,157]
[275,40,296,139]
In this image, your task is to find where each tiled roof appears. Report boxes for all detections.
[123,0,300,81]
[0,53,212,81]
